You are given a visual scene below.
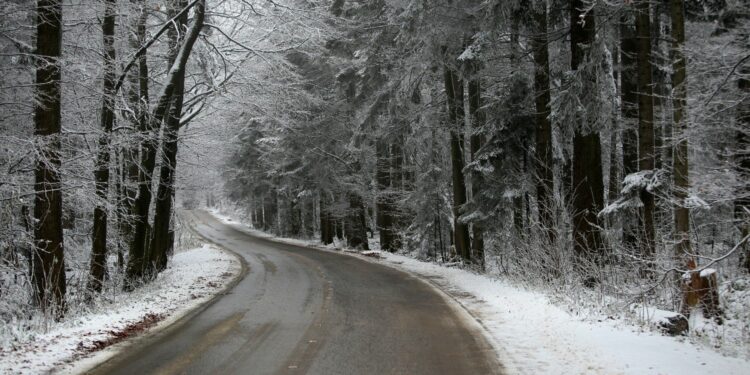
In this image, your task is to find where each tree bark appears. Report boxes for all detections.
[636,0,657,260]
[32,0,66,317]
[88,0,117,293]
[443,58,471,262]
[570,0,605,260]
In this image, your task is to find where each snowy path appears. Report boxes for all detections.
[0,244,241,375]
[88,210,502,375]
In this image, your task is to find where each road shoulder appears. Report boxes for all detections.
[0,242,244,375]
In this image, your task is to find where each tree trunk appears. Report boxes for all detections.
[620,12,639,250]
[468,70,485,267]
[443,58,471,262]
[570,0,604,260]
[303,196,315,238]
[125,0,205,288]
[149,0,189,274]
[118,0,148,258]
[609,27,620,207]
[737,65,750,272]
[669,0,714,316]
[510,16,527,239]
[335,216,344,240]
[263,192,278,233]
[346,193,369,250]
[289,197,302,236]
[88,0,117,293]
[532,1,555,245]
[670,0,692,271]
[148,119,179,272]
[376,140,395,251]
[390,140,404,250]
[636,0,656,260]
[32,0,66,317]
[320,195,334,244]
[652,1,668,171]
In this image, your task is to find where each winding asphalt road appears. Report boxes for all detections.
[91,210,502,375]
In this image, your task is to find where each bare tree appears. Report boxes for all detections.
[125,0,206,288]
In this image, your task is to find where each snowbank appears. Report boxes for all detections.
[0,245,241,375]
[373,252,749,375]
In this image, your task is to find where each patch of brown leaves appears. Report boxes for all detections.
[75,313,165,355]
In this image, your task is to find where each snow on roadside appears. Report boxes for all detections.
[374,252,750,375]
[0,244,241,375]
[208,209,750,375]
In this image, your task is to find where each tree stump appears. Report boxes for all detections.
[682,268,723,323]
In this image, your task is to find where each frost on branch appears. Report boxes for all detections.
[600,170,665,216]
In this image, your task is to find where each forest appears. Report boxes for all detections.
[1,0,749,369]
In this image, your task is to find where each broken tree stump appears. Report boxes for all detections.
[682,268,723,323]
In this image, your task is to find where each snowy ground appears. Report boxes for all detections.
[209,209,750,375]
[0,244,241,375]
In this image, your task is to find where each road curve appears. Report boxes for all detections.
[90,210,502,375]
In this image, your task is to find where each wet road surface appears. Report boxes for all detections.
[90,210,502,375]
